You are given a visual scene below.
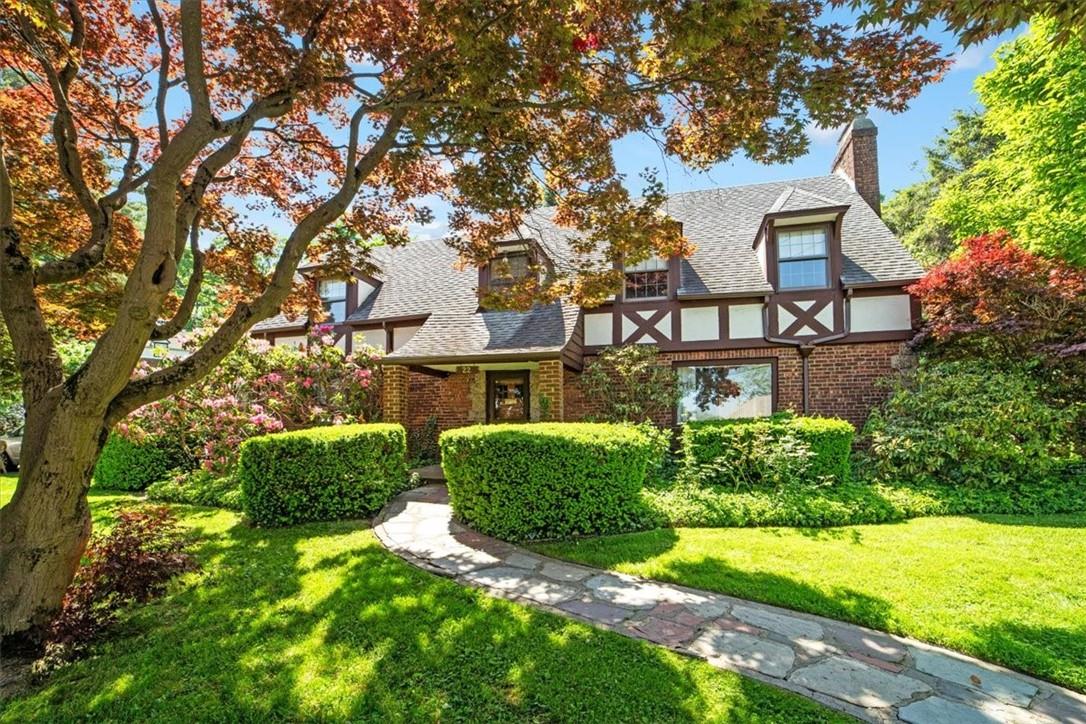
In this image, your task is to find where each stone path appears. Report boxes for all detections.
[373,485,1086,724]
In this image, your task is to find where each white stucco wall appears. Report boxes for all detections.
[728,304,764,339]
[680,306,719,342]
[850,294,912,333]
[584,312,612,346]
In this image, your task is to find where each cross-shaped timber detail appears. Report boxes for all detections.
[622,308,671,343]
[777,298,833,337]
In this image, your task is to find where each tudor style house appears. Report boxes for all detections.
[252,118,921,430]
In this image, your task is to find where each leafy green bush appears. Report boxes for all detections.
[146,470,243,510]
[238,423,406,526]
[681,414,854,487]
[440,423,662,541]
[863,361,1082,489]
[643,475,1086,529]
[93,434,191,491]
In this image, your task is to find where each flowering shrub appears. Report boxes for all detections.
[120,326,382,484]
[42,507,196,667]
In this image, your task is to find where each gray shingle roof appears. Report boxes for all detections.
[253,175,921,342]
[385,302,581,362]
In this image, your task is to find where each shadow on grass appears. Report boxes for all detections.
[0,506,840,723]
[538,527,893,632]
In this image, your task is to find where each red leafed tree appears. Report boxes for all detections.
[0,0,955,637]
[908,232,1086,402]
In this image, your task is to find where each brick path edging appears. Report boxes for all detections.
[373,485,1086,724]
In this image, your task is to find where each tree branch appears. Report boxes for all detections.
[179,0,211,121]
[147,0,172,151]
[0,135,64,411]
[108,106,410,419]
[152,214,204,340]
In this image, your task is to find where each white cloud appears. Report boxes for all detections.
[805,121,845,145]
[951,45,986,71]
[408,219,449,241]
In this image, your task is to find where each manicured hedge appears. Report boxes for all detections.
[681,413,854,486]
[238,423,407,526]
[440,423,659,541]
[93,434,190,491]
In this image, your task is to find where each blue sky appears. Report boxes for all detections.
[405,27,1020,241]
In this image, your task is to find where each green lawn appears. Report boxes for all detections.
[0,484,840,723]
[535,514,1086,693]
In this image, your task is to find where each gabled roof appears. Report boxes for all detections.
[253,174,922,336]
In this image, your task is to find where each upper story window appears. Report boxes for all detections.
[624,256,669,299]
[777,227,829,290]
[318,278,348,322]
[488,250,532,289]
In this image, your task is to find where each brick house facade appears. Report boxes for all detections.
[256,118,920,437]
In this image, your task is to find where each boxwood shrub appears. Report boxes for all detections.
[93,434,190,491]
[440,423,660,541]
[681,413,854,486]
[238,423,407,526]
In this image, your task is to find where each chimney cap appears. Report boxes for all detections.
[837,116,876,145]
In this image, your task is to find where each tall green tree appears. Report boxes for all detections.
[883,109,1001,266]
[885,20,1086,266]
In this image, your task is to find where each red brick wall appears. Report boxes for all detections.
[564,341,906,429]
[406,368,479,431]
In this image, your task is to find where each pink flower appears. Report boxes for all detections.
[302,377,314,389]
[265,372,283,384]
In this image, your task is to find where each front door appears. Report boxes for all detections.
[487,370,530,423]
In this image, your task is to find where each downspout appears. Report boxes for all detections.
[762,289,853,414]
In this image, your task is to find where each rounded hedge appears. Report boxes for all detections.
[238,423,407,526]
[681,414,854,485]
[439,423,659,542]
[93,434,190,491]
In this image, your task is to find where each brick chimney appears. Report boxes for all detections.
[831,117,881,215]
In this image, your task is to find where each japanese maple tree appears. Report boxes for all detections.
[0,0,956,637]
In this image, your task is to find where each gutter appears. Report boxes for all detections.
[762,289,853,414]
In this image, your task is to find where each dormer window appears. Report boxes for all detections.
[318,278,348,322]
[624,256,669,299]
[777,227,829,290]
[489,250,532,288]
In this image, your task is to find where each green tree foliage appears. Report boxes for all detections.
[885,21,1086,266]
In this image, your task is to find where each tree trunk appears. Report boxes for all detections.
[0,407,105,637]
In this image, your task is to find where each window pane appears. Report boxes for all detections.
[491,374,528,421]
[323,300,346,323]
[779,259,827,289]
[677,363,773,421]
[778,228,827,260]
[490,253,531,285]
[626,256,668,273]
[319,279,347,300]
[625,270,669,298]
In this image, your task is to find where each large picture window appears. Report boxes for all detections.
[777,227,829,290]
[677,362,773,421]
[624,256,669,299]
[318,279,348,322]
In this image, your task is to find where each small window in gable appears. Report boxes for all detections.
[777,227,829,290]
[487,246,534,289]
[624,256,669,299]
[318,278,348,322]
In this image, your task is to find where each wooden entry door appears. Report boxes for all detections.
[486,370,530,423]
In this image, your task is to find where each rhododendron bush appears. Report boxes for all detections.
[118,326,381,478]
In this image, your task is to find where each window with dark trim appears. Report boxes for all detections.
[624,256,669,299]
[318,278,348,322]
[776,226,829,290]
[487,249,533,289]
[676,362,774,421]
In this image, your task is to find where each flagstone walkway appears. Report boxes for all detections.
[373,485,1086,724]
